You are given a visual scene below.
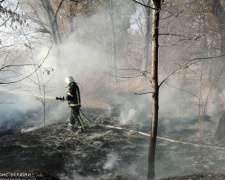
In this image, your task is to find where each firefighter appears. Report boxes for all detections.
[65,76,85,133]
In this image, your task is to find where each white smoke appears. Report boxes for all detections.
[120,108,137,125]
[21,126,39,133]
[103,153,118,170]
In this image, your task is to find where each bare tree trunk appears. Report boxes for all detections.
[40,0,57,44]
[142,0,151,72]
[199,61,205,138]
[43,84,46,154]
[109,0,117,84]
[40,0,62,44]
[216,112,225,139]
[210,0,225,139]
[104,19,111,83]
[40,0,63,70]
[147,0,161,179]
[70,0,75,33]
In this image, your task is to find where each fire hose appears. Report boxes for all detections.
[56,97,225,151]
[79,109,225,151]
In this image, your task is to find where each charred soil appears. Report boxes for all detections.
[0,117,148,180]
[1,110,225,179]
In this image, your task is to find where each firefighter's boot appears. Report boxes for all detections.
[67,123,76,132]
[76,128,85,134]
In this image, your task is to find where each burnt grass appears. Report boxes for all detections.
[0,117,148,179]
[0,109,225,179]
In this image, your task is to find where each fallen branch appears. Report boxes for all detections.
[98,124,225,151]
[80,110,225,151]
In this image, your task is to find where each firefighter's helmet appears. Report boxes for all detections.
[65,76,75,85]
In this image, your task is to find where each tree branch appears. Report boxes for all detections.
[165,82,199,100]
[0,64,39,71]
[0,45,52,85]
[125,52,152,83]
[159,54,225,88]
[106,72,143,79]
[53,0,65,24]
[134,91,153,95]
[0,1,19,28]
[131,0,156,10]
[27,2,50,33]
[159,33,200,39]
[159,65,184,88]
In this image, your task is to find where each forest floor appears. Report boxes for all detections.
[1,107,225,180]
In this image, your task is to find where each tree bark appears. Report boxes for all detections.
[147,0,161,179]
[142,0,151,72]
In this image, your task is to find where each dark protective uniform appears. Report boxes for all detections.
[65,82,85,131]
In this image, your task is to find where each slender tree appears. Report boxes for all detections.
[209,0,225,139]
[142,0,151,72]
[108,0,117,84]
[147,0,161,179]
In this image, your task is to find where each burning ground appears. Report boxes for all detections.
[1,107,225,179]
